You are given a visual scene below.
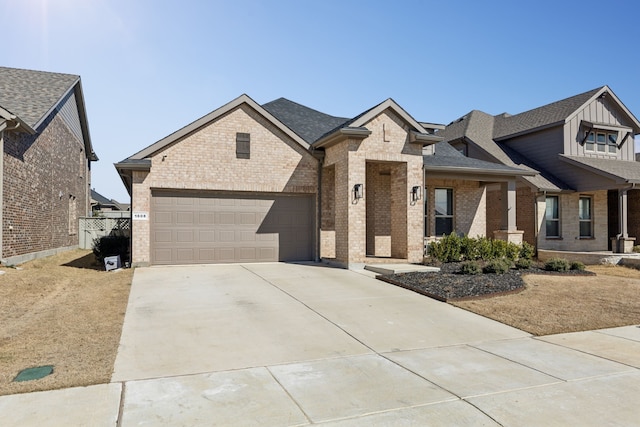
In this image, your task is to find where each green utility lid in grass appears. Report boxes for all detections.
[13,365,54,382]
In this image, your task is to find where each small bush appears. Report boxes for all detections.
[544,258,570,272]
[93,235,130,266]
[483,258,512,274]
[428,233,463,263]
[519,242,535,260]
[570,261,586,271]
[477,237,494,260]
[515,258,533,270]
[506,242,521,261]
[460,235,480,260]
[460,261,482,275]
[491,239,508,259]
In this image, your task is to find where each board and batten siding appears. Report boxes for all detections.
[564,95,635,161]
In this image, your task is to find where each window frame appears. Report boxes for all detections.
[584,130,618,155]
[545,195,561,238]
[434,188,454,236]
[579,196,593,238]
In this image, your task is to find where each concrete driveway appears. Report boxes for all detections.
[3,263,640,426]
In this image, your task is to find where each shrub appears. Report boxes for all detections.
[460,235,480,260]
[570,261,586,271]
[477,237,494,260]
[460,261,482,275]
[428,233,462,263]
[93,235,130,266]
[491,239,508,259]
[519,241,535,260]
[483,258,511,274]
[506,242,521,261]
[515,258,533,270]
[544,258,570,272]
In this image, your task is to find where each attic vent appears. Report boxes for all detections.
[236,132,250,159]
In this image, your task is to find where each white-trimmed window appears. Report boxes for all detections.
[579,196,593,238]
[585,131,617,154]
[434,188,454,236]
[545,196,560,238]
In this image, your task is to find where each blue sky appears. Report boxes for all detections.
[4,0,640,202]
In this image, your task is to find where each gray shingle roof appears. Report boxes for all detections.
[424,141,532,176]
[91,189,115,205]
[0,66,79,129]
[262,98,349,144]
[493,87,602,139]
[560,155,640,183]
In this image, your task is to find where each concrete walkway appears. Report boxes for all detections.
[1,263,639,426]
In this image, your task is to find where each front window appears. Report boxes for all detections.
[585,131,617,154]
[579,196,593,238]
[434,188,453,236]
[545,196,560,237]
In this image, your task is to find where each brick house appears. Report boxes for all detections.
[437,86,640,255]
[0,67,97,265]
[116,95,530,267]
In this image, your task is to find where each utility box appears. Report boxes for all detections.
[104,255,121,271]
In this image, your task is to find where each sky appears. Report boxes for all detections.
[3,0,640,202]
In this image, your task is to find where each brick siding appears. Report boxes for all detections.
[130,104,319,265]
[3,111,89,259]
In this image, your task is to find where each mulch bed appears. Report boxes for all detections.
[378,262,595,302]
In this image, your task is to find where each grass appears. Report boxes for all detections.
[0,249,132,396]
[452,264,640,336]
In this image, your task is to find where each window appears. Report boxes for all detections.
[585,131,617,154]
[434,188,453,236]
[68,195,78,235]
[545,196,560,237]
[579,196,593,238]
[236,132,250,159]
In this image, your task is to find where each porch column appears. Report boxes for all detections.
[501,180,517,231]
[613,188,636,253]
[493,179,523,244]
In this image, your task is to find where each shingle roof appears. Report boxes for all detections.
[0,66,79,129]
[262,98,349,144]
[493,87,602,139]
[559,155,640,183]
[423,141,532,176]
[91,189,114,205]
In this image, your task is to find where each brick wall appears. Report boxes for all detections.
[130,104,319,265]
[3,112,89,259]
[365,162,391,256]
[486,184,536,245]
[425,178,486,238]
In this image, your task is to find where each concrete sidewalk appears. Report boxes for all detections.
[1,263,639,426]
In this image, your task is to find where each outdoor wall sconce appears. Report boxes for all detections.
[354,184,364,200]
[411,186,422,202]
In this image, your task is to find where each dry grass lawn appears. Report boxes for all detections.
[0,249,132,396]
[453,265,640,336]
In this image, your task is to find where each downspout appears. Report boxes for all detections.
[311,147,324,263]
[534,190,547,255]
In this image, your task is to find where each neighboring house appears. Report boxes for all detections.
[437,86,640,254]
[0,66,97,265]
[116,95,530,267]
[91,189,130,214]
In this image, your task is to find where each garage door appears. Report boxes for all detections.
[151,191,314,265]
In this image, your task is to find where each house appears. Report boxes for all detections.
[116,95,530,267]
[437,86,640,255]
[91,189,130,215]
[0,66,97,265]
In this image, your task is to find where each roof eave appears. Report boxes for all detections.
[423,164,536,177]
[313,127,372,148]
[411,132,443,145]
[558,155,629,183]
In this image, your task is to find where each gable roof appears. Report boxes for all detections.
[124,94,311,161]
[493,87,603,140]
[559,155,640,184]
[437,86,640,192]
[0,66,97,160]
[261,98,349,144]
[0,66,79,131]
[90,189,113,205]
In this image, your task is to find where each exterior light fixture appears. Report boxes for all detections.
[354,184,364,200]
[411,186,422,202]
